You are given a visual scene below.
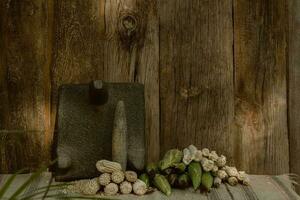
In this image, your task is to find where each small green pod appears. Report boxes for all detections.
[177,173,191,189]
[146,163,158,178]
[188,161,202,190]
[153,174,172,196]
[202,172,214,191]
[173,162,186,174]
[139,173,150,187]
[167,174,178,187]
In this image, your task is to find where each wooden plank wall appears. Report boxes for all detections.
[234,0,289,174]
[0,0,296,183]
[289,0,300,193]
[159,0,235,164]
[0,0,160,170]
[0,0,51,171]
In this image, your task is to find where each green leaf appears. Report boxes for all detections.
[159,149,183,171]
[42,176,53,200]
[9,160,57,200]
[0,168,28,199]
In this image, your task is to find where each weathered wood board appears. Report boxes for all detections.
[0,0,51,172]
[289,0,300,194]
[234,0,289,174]
[159,0,235,163]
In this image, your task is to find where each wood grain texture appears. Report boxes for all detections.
[159,0,235,163]
[234,0,289,174]
[0,0,51,172]
[289,0,300,194]
[0,0,294,175]
[51,0,105,138]
[104,0,160,162]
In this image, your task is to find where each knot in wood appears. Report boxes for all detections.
[122,15,137,34]
[118,11,142,48]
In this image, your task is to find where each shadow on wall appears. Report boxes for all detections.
[0,130,44,173]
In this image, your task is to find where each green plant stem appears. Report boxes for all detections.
[9,160,57,200]
[0,168,28,199]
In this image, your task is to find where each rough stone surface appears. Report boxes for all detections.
[53,81,145,181]
[112,101,127,170]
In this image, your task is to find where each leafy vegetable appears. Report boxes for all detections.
[159,149,183,171]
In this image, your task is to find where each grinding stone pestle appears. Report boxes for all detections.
[112,100,127,170]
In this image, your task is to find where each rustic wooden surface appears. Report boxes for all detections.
[159,0,235,164]
[51,0,105,149]
[289,0,300,193]
[0,0,51,172]
[234,0,289,174]
[0,0,297,180]
[103,0,160,162]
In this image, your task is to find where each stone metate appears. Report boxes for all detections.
[52,80,145,181]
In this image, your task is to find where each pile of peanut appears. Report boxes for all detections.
[64,160,147,196]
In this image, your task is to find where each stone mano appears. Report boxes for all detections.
[52,80,145,181]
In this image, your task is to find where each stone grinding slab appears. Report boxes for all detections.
[52,81,145,181]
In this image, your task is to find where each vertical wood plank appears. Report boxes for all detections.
[0,0,51,172]
[104,0,160,162]
[159,0,235,162]
[234,0,289,174]
[51,0,105,138]
[289,0,300,194]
